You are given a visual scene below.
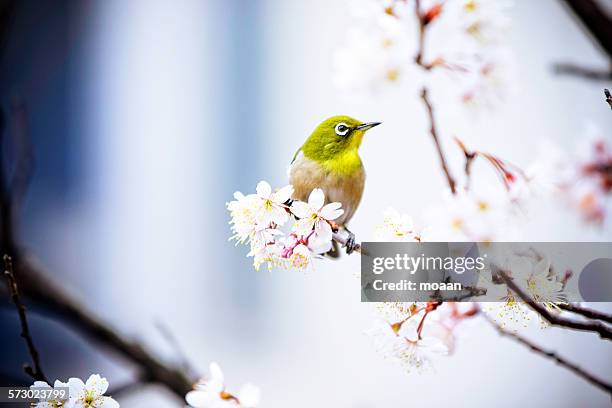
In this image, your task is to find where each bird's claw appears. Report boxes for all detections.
[345,231,356,255]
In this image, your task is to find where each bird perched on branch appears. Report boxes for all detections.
[289,116,381,255]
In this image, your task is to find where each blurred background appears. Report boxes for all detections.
[0,0,611,407]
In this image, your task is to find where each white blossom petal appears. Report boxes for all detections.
[308,235,332,254]
[272,184,294,204]
[255,181,271,198]
[314,219,333,242]
[320,202,344,220]
[186,390,216,407]
[269,206,289,226]
[290,201,311,219]
[308,188,325,210]
[85,374,109,398]
[68,378,85,400]
[292,218,315,237]
[238,383,261,407]
[95,396,120,408]
[209,362,225,385]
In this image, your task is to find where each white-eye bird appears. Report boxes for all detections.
[289,115,381,255]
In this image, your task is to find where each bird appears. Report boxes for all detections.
[288,115,381,255]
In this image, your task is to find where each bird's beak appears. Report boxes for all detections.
[355,122,382,131]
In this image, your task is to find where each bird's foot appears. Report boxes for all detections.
[345,230,356,255]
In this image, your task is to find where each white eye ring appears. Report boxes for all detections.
[335,123,350,136]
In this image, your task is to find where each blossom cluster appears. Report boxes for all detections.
[368,302,478,372]
[186,363,260,408]
[374,208,567,336]
[376,189,520,244]
[31,374,118,408]
[227,181,344,270]
[334,0,513,109]
[480,248,568,329]
[532,126,612,224]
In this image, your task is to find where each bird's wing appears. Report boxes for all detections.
[290,146,302,165]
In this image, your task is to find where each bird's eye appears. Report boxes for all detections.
[335,123,350,136]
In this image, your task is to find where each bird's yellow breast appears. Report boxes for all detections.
[289,152,365,226]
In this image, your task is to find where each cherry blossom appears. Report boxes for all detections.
[65,374,118,408]
[186,363,260,408]
[30,380,70,408]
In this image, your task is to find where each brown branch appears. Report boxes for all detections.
[3,254,48,383]
[414,0,426,68]
[420,88,457,194]
[605,89,612,110]
[155,321,198,379]
[497,270,612,340]
[557,303,612,324]
[13,254,195,398]
[454,138,476,190]
[413,1,456,194]
[0,104,195,400]
[332,232,362,254]
[553,63,612,80]
[431,285,487,302]
[413,0,436,70]
[483,312,612,396]
[558,0,612,59]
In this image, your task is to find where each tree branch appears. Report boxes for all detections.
[3,254,48,383]
[332,232,362,254]
[556,0,612,80]
[558,0,612,59]
[11,250,195,399]
[431,285,487,302]
[420,88,457,194]
[557,303,612,324]
[454,138,476,191]
[483,312,612,396]
[497,270,612,340]
[553,63,612,80]
[0,104,195,400]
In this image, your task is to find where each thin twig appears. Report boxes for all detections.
[155,321,198,378]
[557,303,612,324]
[414,0,426,68]
[483,312,612,396]
[413,0,436,70]
[553,63,612,80]
[421,88,457,194]
[431,285,487,302]
[13,257,195,398]
[497,270,612,340]
[3,254,48,383]
[454,138,476,190]
[414,0,456,194]
[0,104,195,400]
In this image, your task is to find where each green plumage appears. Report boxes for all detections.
[289,115,380,228]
